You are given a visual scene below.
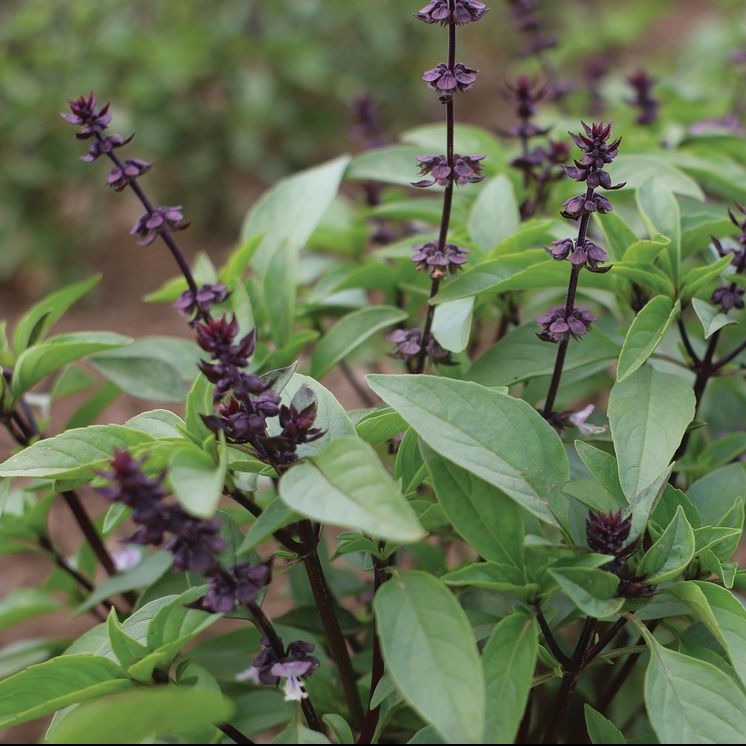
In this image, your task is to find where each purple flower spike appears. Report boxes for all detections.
[416,0,489,25]
[131,206,190,246]
[173,283,230,320]
[537,306,596,343]
[106,158,152,192]
[411,241,469,279]
[414,154,485,187]
[423,62,478,100]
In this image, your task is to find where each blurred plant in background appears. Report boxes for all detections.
[0,0,744,289]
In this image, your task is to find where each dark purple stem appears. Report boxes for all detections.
[542,186,594,419]
[94,132,202,306]
[415,1,456,375]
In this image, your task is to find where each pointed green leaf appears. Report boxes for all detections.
[47,686,233,744]
[584,705,625,744]
[13,275,101,356]
[482,611,537,744]
[310,306,407,379]
[548,567,624,618]
[0,655,130,728]
[637,621,746,744]
[0,425,155,479]
[367,374,568,526]
[169,444,226,519]
[243,156,350,345]
[12,332,132,396]
[375,571,486,744]
[106,609,148,671]
[617,296,679,382]
[423,446,524,569]
[279,436,424,543]
[691,297,737,339]
[608,366,695,502]
[638,506,695,584]
[468,175,520,253]
[635,178,681,281]
[432,298,474,353]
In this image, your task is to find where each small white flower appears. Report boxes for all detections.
[235,665,261,684]
[271,660,313,702]
[281,674,308,702]
[569,404,606,435]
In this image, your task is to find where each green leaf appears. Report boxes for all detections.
[574,442,626,507]
[367,374,569,526]
[106,609,148,670]
[65,381,121,430]
[239,498,298,553]
[431,298,474,353]
[355,407,406,445]
[548,567,625,618]
[468,323,619,387]
[0,425,155,479]
[76,551,173,614]
[597,211,639,259]
[169,443,226,519]
[617,296,679,382]
[688,464,746,526]
[689,581,746,691]
[125,409,186,440]
[489,218,555,258]
[242,156,350,345]
[608,366,695,503]
[0,654,130,728]
[637,506,695,584]
[482,611,537,744]
[323,714,354,745]
[375,571,486,744]
[11,332,132,396]
[691,298,737,339]
[468,175,520,253]
[47,686,234,744]
[310,306,407,379]
[584,705,625,744]
[615,154,704,200]
[89,337,201,402]
[184,373,214,443]
[13,275,101,356]
[0,589,62,634]
[635,178,681,281]
[441,562,533,595]
[402,123,506,171]
[423,446,524,570]
[682,254,735,301]
[273,721,332,744]
[279,435,424,543]
[346,144,424,187]
[637,621,746,744]
[432,251,547,304]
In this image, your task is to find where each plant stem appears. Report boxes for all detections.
[712,336,746,372]
[542,188,593,419]
[217,723,255,745]
[225,488,303,554]
[357,552,389,744]
[542,617,596,744]
[415,4,456,375]
[677,317,700,366]
[299,519,364,729]
[535,606,571,667]
[583,617,626,664]
[96,134,201,302]
[248,600,324,733]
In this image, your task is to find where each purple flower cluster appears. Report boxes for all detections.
[387,328,452,366]
[537,306,596,343]
[411,242,469,279]
[423,62,479,101]
[507,0,557,57]
[626,69,659,126]
[63,94,191,252]
[196,315,323,467]
[711,204,746,313]
[547,238,609,273]
[501,76,569,216]
[238,637,319,702]
[173,283,230,323]
[416,0,488,25]
[586,510,652,598]
[414,154,485,187]
[98,451,271,613]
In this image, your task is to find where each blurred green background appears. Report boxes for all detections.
[0,0,743,290]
